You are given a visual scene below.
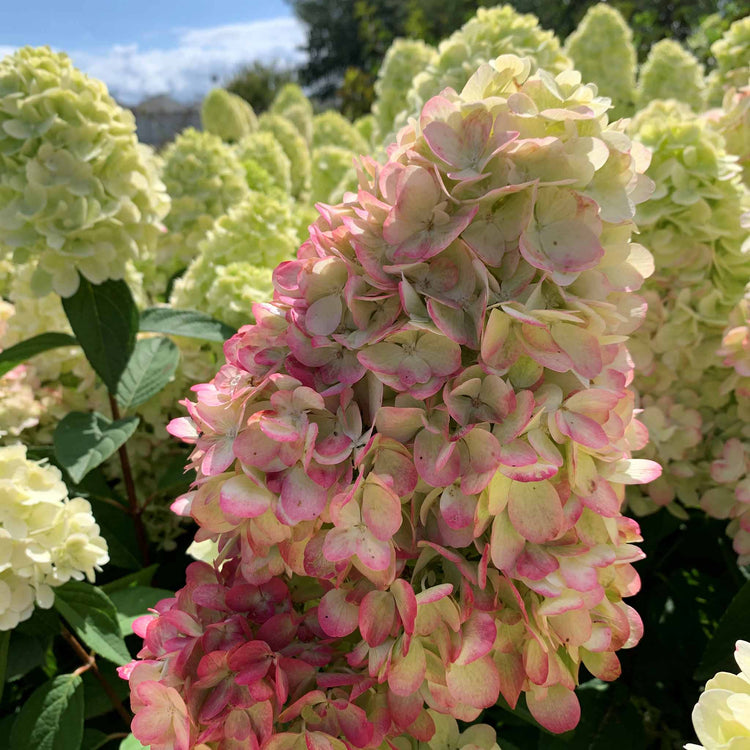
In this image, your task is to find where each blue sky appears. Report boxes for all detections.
[0,1,306,104]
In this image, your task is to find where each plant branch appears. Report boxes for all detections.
[60,625,132,727]
[108,393,150,564]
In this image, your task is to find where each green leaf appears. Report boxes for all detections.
[110,586,173,635]
[119,735,149,749]
[101,565,158,594]
[697,577,750,680]
[81,729,109,750]
[139,307,236,342]
[54,581,130,666]
[61,276,138,392]
[10,673,84,750]
[5,631,45,682]
[0,630,9,702]
[115,336,179,411]
[156,449,196,493]
[54,411,140,484]
[87,498,141,570]
[0,333,78,377]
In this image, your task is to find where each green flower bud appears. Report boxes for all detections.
[373,39,437,138]
[311,145,357,204]
[235,131,292,193]
[258,113,311,200]
[312,110,368,154]
[200,88,258,143]
[564,4,636,119]
[711,17,750,97]
[636,39,705,111]
[152,128,248,288]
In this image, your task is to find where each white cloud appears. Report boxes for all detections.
[23,16,306,105]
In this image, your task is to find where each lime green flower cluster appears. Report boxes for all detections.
[710,88,750,186]
[353,113,375,146]
[170,191,299,329]
[397,6,570,136]
[0,47,170,297]
[627,100,750,523]
[709,16,750,103]
[270,83,314,144]
[200,88,258,143]
[258,113,311,200]
[153,128,248,292]
[636,40,705,111]
[234,131,292,193]
[312,110,368,153]
[310,145,358,204]
[372,38,437,138]
[564,4,636,119]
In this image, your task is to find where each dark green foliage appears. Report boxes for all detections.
[226,60,297,113]
[288,0,746,116]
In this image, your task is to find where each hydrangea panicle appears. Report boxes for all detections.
[127,55,659,747]
[0,444,109,630]
[0,47,169,297]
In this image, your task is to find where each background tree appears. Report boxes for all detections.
[225,60,297,113]
[287,0,746,118]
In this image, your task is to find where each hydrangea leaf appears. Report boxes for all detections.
[9,673,84,750]
[54,411,140,484]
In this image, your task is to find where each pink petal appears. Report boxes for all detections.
[454,612,497,666]
[388,639,426,696]
[526,685,581,734]
[362,480,402,540]
[555,411,608,450]
[507,480,563,543]
[278,465,328,524]
[220,474,273,518]
[305,294,343,337]
[359,590,395,646]
[318,589,359,637]
[445,655,500,709]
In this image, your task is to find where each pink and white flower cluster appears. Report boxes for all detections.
[701,293,750,564]
[125,55,660,748]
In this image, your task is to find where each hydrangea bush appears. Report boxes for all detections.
[0,444,109,630]
[152,128,249,293]
[123,55,661,748]
[0,47,170,297]
[171,192,300,330]
[626,100,750,535]
[564,4,637,119]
